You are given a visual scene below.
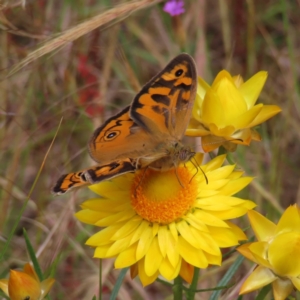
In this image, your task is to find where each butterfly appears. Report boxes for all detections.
[52,53,197,195]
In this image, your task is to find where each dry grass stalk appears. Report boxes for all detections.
[7,0,162,77]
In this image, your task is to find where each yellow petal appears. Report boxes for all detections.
[201,136,224,152]
[222,141,238,151]
[192,94,204,122]
[231,104,263,129]
[231,128,253,144]
[0,279,9,296]
[94,244,112,258]
[40,278,55,298]
[86,226,121,246]
[208,227,240,247]
[115,243,138,268]
[169,222,178,242]
[179,260,194,283]
[201,88,225,126]
[247,210,276,241]
[272,277,294,300]
[177,236,208,268]
[185,127,210,137]
[80,198,128,212]
[249,242,272,268]
[206,208,250,220]
[197,189,220,198]
[157,225,169,257]
[203,154,227,171]
[130,220,150,245]
[152,223,159,237]
[138,258,159,286]
[239,265,277,294]
[220,177,253,196]
[198,195,248,207]
[130,263,138,279]
[251,128,262,141]
[197,76,211,100]
[190,227,221,256]
[75,209,107,225]
[206,164,235,181]
[136,226,154,261]
[290,277,300,291]
[276,205,300,235]
[144,237,163,276]
[233,74,244,88]
[107,235,133,257]
[214,73,248,120]
[237,243,257,262]
[8,270,41,300]
[187,210,227,228]
[208,123,236,137]
[159,257,181,280]
[226,221,248,240]
[238,71,267,108]
[249,105,281,127]
[198,179,229,192]
[95,209,136,227]
[204,252,222,266]
[268,232,300,276]
[176,221,202,249]
[166,237,180,268]
[228,170,244,179]
[110,217,141,240]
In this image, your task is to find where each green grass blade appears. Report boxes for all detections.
[209,254,244,300]
[109,268,128,300]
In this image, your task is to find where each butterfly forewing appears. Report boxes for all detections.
[130,53,197,140]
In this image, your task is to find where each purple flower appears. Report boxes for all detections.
[163,0,185,16]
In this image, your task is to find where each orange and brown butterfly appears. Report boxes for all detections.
[52,53,197,195]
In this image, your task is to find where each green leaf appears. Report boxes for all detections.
[109,268,128,300]
[23,229,43,281]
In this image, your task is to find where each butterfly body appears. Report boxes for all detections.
[52,53,197,195]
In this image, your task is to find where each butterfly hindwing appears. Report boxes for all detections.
[88,106,154,164]
[84,159,137,183]
[52,159,137,195]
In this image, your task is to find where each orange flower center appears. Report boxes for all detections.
[130,167,198,224]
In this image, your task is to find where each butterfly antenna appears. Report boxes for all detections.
[190,157,208,184]
[174,165,185,188]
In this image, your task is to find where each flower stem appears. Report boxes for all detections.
[186,267,199,300]
[173,275,183,300]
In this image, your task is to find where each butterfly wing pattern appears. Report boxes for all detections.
[130,53,197,140]
[52,53,197,194]
[52,159,137,194]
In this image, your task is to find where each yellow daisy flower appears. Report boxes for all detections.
[237,205,300,300]
[0,263,55,300]
[186,70,281,152]
[76,154,255,286]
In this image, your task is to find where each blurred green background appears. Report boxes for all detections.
[0,0,299,298]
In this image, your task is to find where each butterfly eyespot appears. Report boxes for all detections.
[105,131,120,140]
[175,69,184,77]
